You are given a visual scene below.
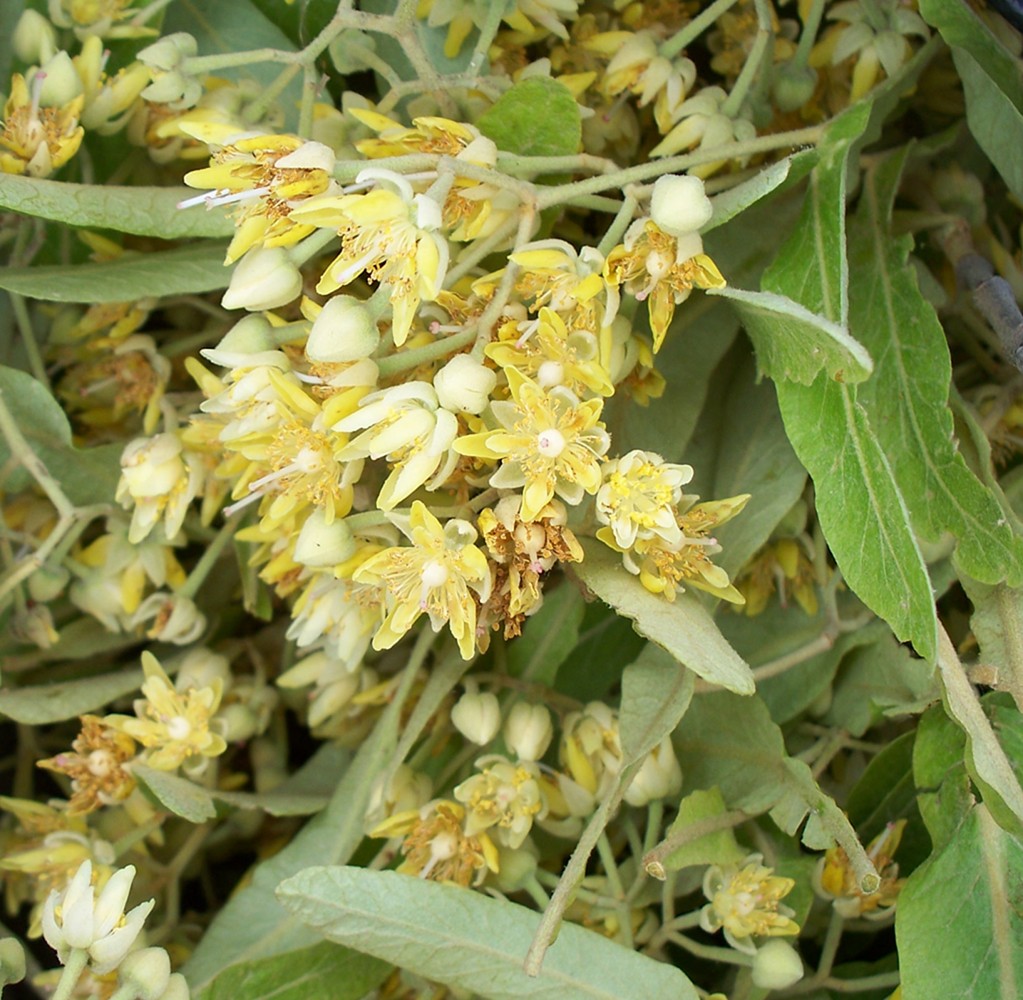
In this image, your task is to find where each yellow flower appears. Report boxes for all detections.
[0,71,84,177]
[815,820,906,919]
[353,501,491,659]
[734,537,819,617]
[455,368,609,522]
[182,131,339,263]
[604,219,725,352]
[595,449,694,549]
[371,799,499,886]
[486,305,613,399]
[600,493,750,603]
[288,169,449,347]
[700,853,800,955]
[37,716,137,816]
[453,755,548,849]
[104,652,226,773]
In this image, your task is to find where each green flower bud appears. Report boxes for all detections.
[137,34,197,72]
[649,174,713,236]
[451,690,501,745]
[0,937,26,986]
[221,248,303,313]
[38,52,84,106]
[306,296,380,362]
[118,947,171,1000]
[503,703,553,762]
[157,972,191,1000]
[294,510,357,567]
[13,11,57,65]
[433,354,497,415]
[772,63,819,114]
[751,940,804,991]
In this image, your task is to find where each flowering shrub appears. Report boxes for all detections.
[1,1,1022,997]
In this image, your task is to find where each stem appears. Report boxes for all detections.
[243,64,302,124]
[821,971,901,993]
[11,295,48,389]
[376,328,476,378]
[749,633,835,684]
[720,0,773,118]
[50,949,88,1000]
[661,0,741,59]
[534,126,824,210]
[664,930,754,965]
[179,512,243,599]
[793,0,827,68]
[791,909,844,992]
[597,192,638,257]
[466,0,510,76]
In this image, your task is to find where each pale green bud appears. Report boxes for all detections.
[772,63,818,114]
[294,510,356,567]
[38,52,84,106]
[13,11,57,65]
[174,648,232,693]
[491,845,538,893]
[221,248,303,313]
[751,940,804,991]
[624,736,682,807]
[306,296,380,362]
[503,703,553,762]
[451,690,501,745]
[649,174,713,236]
[200,315,285,369]
[27,563,70,603]
[157,972,191,1000]
[137,34,197,72]
[433,354,497,414]
[118,947,171,1000]
[0,938,26,987]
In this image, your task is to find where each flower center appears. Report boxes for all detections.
[537,360,565,388]
[536,428,566,458]
[167,715,192,741]
[421,560,449,589]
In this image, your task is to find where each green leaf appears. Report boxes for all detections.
[619,643,694,763]
[360,0,479,78]
[848,150,1023,585]
[913,704,973,851]
[201,940,389,1000]
[775,375,937,659]
[704,152,815,233]
[0,2,25,85]
[822,633,939,737]
[709,284,872,385]
[133,765,218,823]
[663,787,746,871]
[575,540,754,695]
[963,575,1023,714]
[0,243,232,303]
[897,804,1023,1000]
[184,656,422,996]
[0,364,122,505]
[556,603,646,703]
[919,0,1023,201]
[0,174,234,238]
[763,118,937,660]
[682,348,807,577]
[617,297,738,463]
[477,78,582,158]
[0,667,142,724]
[276,867,699,1000]
[507,581,585,686]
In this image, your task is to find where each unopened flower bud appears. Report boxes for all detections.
[504,703,553,761]
[27,564,70,603]
[157,972,190,1000]
[649,174,713,236]
[216,703,261,744]
[751,940,804,990]
[174,648,232,692]
[294,510,357,567]
[38,52,83,106]
[433,354,497,414]
[772,63,819,113]
[221,248,303,312]
[141,69,201,107]
[624,736,682,806]
[13,10,57,64]
[118,947,171,1000]
[492,845,539,893]
[138,33,197,72]
[11,603,59,649]
[451,691,501,745]
[200,315,286,369]
[0,937,26,987]
[306,296,380,362]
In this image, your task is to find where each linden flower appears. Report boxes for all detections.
[288,169,449,347]
[104,652,226,773]
[181,130,338,263]
[371,800,499,886]
[587,29,697,133]
[735,537,819,617]
[700,854,800,955]
[649,87,757,176]
[602,493,750,603]
[353,501,491,659]
[0,71,84,177]
[455,368,610,522]
[604,218,725,352]
[37,716,137,816]
[596,449,694,549]
[454,755,548,849]
[815,820,907,920]
[560,702,623,802]
[40,860,153,975]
